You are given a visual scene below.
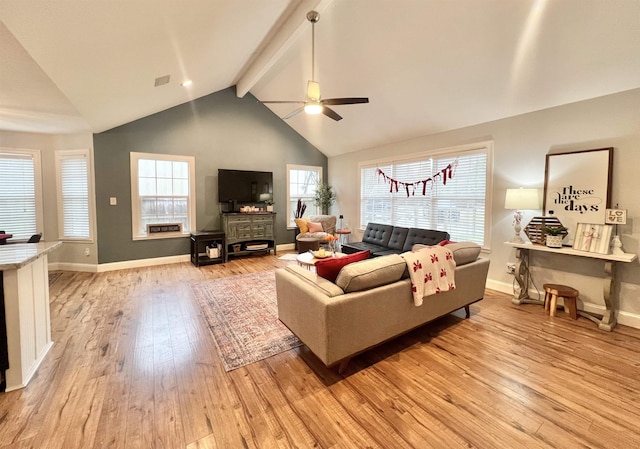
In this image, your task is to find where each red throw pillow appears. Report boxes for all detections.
[315,250,370,282]
[438,239,456,246]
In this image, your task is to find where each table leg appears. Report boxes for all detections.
[511,248,544,305]
[577,260,617,331]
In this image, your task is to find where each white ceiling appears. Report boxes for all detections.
[1,0,639,157]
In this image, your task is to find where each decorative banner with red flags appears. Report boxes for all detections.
[376,159,459,197]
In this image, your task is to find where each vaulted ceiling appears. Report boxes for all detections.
[1,0,639,157]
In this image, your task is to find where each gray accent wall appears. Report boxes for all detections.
[94,87,325,264]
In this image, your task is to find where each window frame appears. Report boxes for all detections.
[130,152,196,241]
[358,141,493,249]
[55,148,95,242]
[286,164,323,228]
[0,147,44,241]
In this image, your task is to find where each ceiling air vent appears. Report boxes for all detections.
[154,75,171,87]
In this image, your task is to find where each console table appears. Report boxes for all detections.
[222,212,276,262]
[505,242,637,331]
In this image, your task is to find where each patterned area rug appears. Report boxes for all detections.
[190,270,302,371]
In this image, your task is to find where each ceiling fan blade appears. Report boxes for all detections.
[322,106,343,121]
[283,107,304,120]
[321,97,369,106]
[260,100,305,104]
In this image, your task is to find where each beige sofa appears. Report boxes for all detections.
[275,242,490,372]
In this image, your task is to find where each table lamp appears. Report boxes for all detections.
[505,188,540,243]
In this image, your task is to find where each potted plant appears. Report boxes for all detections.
[314,183,336,214]
[264,199,274,212]
[542,225,568,248]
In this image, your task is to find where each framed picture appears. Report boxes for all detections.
[543,148,613,246]
[572,223,613,254]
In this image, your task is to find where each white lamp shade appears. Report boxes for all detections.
[504,188,540,210]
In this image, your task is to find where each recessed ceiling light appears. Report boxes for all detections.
[181,80,193,87]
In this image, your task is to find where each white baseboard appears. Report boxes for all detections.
[49,254,191,273]
[617,310,640,329]
[49,245,296,274]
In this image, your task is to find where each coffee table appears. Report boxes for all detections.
[296,251,345,269]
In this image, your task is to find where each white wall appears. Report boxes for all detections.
[0,130,97,265]
[329,88,640,328]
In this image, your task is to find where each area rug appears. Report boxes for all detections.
[190,270,302,371]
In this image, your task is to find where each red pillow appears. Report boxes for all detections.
[315,250,370,282]
[438,239,456,246]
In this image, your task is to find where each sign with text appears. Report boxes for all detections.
[605,209,627,225]
[543,148,613,246]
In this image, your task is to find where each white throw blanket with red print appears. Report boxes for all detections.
[401,246,456,306]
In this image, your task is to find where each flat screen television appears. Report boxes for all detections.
[218,169,273,205]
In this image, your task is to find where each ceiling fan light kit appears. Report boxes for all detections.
[260,11,369,121]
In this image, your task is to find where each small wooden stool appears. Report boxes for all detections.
[543,283,579,319]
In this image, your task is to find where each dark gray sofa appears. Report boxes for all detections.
[341,222,450,257]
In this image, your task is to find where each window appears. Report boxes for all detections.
[286,164,322,227]
[55,149,93,241]
[359,142,492,247]
[130,152,195,240]
[0,149,43,240]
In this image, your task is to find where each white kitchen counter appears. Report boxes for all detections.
[0,241,62,270]
[1,241,61,391]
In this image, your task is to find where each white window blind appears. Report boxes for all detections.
[287,164,322,226]
[56,150,92,240]
[0,150,42,240]
[360,143,490,246]
[130,152,195,239]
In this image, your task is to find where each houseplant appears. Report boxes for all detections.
[542,225,568,248]
[264,199,274,212]
[314,183,336,214]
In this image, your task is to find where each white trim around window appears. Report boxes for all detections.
[0,147,44,240]
[358,141,493,249]
[286,164,323,228]
[55,149,95,242]
[130,152,196,241]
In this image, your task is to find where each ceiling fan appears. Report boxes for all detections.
[260,10,369,121]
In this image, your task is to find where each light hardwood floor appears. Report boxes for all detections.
[1,253,640,448]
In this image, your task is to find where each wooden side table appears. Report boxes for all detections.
[335,229,351,251]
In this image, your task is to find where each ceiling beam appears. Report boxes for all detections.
[235,0,333,98]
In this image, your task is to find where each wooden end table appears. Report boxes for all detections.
[335,229,351,251]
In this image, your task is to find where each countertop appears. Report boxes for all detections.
[0,241,62,270]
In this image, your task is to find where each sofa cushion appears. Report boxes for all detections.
[402,228,450,252]
[315,251,370,282]
[446,242,481,266]
[307,221,324,233]
[412,241,481,266]
[362,223,394,247]
[336,254,407,293]
[386,226,409,251]
[295,218,309,233]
